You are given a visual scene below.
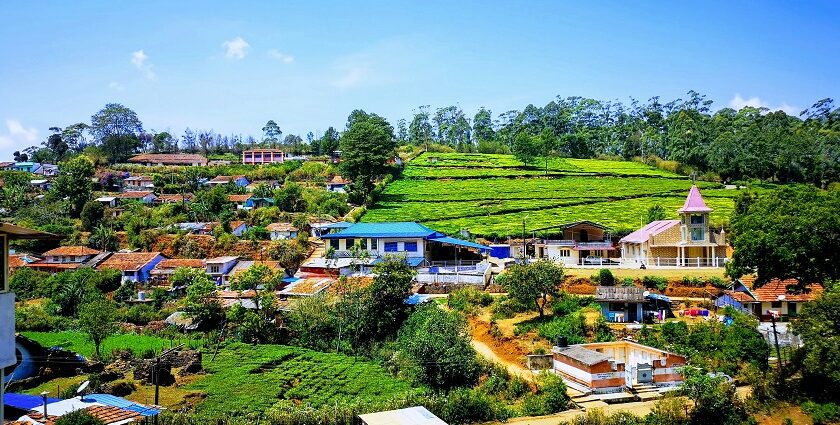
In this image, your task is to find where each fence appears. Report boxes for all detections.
[415,263,490,285]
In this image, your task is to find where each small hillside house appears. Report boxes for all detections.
[619,185,727,267]
[205,256,240,285]
[552,340,686,394]
[326,175,350,192]
[267,222,299,240]
[156,193,193,204]
[26,246,102,273]
[242,149,285,165]
[95,196,119,208]
[150,258,205,285]
[123,175,154,191]
[97,252,165,283]
[530,221,617,266]
[227,194,252,209]
[730,276,823,321]
[117,190,157,204]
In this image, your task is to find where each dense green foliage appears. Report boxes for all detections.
[54,410,105,425]
[78,299,118,358]
[728,185,840,286]
[397,303,480,389]
[185,343,421,416]
[639,308,769,376]
[792,285,840,400]
[22,331,198,359]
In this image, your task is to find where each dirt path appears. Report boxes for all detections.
[470,339,534,380]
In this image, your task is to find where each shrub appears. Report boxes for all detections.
[54,410,104,425]
[598,269,615,286]
[642,275,668,292]
[121,304,160,325]
[709,276,728,289]
[803,401,840,425]
[448,287,493,315]
[490,295,531,320]
[15,303,64,331]
[622,277,636,287]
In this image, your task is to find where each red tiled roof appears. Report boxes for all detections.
[329,175,350,184]
[129,153,208,165]
[267,222,297,232]
[117,191,155,199]
[42,246,101,257]
[157,193,193,202]
[99,252,162,271]
[228,194,252,203]
[739,276,824,302]
[155,258,205,269]
[26,262,82,270]
[230,220,247,229]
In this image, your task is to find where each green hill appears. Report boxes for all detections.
[363,152,742,237]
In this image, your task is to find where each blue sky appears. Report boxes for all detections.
[1,1,838,159]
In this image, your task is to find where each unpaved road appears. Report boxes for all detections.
[471,339,534,380]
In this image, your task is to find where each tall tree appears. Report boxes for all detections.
[473,107,495,143]
[262,120,282,147]
[728,185,840,287]
[408,106,434,148]
[512,132,538,167]
[497,259,565,318]
[316,126,340,156]
[44,127,69,162]
[339,111,396,202]
[51,155,95,217]
[78,299,117,358]
[90,103,143,163]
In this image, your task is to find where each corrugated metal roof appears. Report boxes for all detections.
[321,222,440,239]
[359,406,447,425]
[553,346,611,366]
[3,393,60,410]
[619,220,679,244]
[429,236,490,252]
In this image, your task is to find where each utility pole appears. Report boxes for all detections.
[769,310,783,372]
[153,345,183,425]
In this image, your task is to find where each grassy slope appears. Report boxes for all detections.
[186,343,421,415]
[365,152,742,236]
[22,331,201,359]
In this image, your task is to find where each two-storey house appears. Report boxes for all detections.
[619,185,727,267]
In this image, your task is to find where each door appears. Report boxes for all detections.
[628,304,638,323]
[637,363,653,383]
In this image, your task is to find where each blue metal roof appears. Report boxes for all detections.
[321,222,442,239]
[82,394,160,416]
[320,221,352,229]
[645,293,671,303]
[406,294,433,305]
[4,393,60,410]
[429,236,491,252]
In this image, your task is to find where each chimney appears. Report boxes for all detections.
[556,335,568,348]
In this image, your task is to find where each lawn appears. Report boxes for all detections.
[186,343,422,416]
[21,331,202,359]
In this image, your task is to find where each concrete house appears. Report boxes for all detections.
[228,194,253,210]
[242,149,285,165]
[97,252,165,283]
[552,339,686,394]
[205,256,240,285]
[530,221,617,266]
[123,175,154,191]
[619,185,727,267]
[150,258,205,286]
[326,175,350,193]
[128,153,208,166]
[267,222,299,240]
[26,246,102,273]
[730,276,823,321]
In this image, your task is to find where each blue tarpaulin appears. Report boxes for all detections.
[3,393,60,410]
[81,394,160,416]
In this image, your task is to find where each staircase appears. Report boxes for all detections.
[630,383,662,401]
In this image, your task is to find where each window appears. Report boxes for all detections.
[690,214,705,225]
[360,239,368,249]
[609,303,626,311]
[691,227,704,241]
[384,242,399,252]
[405,242,418,252]
[345,238,355,249]
[370,238,378,250]
[330,239,340,250]
[771,301,782,308]
[559,249,571,257]
[209,265,220,274]
[788,302,797,316]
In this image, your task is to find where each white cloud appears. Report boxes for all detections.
[332,65,370,89]
[222,37,250,60]
[728,94,797,115]
[268,49,294,64]
[0,119,39,152]
[131,50,156,80]
[109,81,125,91]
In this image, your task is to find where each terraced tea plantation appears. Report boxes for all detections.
[364,152,742,237]
[187,343,422,415]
